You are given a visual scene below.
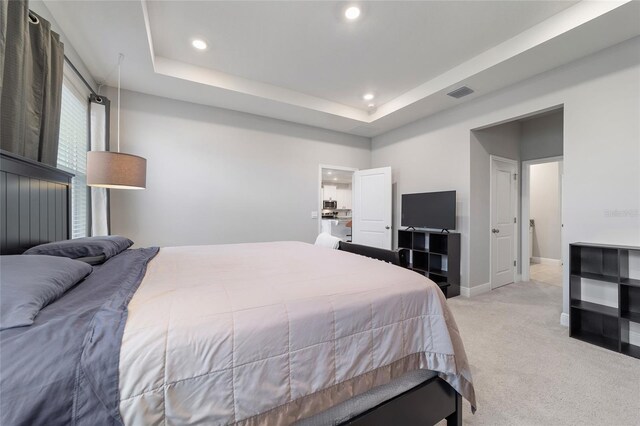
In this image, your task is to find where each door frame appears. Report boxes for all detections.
[521,156,563,282]
[489,155,520,289]
[318,164,359,235]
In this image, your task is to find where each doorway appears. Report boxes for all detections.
[522,157,563,285]
[317,164,393,250]
[471,106,563,295]
[318,165,357,242]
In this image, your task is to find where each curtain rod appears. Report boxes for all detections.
[63,55,98,96]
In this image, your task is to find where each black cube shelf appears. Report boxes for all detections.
[398,229,460,298]
[569,243,640,359]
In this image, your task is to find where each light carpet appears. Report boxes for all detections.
[529,263,563,287]
[445,280,640,426]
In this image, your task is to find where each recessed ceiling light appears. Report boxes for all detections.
[192,39,207,50]
[327,171,332,175]
[345,6,361,20]
[334,177,338,181]
[368,103,375,108]
[363,93,374,101]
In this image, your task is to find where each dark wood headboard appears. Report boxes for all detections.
[0,150,73,254]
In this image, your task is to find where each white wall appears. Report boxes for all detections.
[372,36,640,317]
[107,89,371,247]
[530,162,562,260]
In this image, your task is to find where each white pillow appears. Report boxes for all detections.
[314,232,342,249]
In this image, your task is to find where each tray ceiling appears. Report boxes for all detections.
[41,0,640,136]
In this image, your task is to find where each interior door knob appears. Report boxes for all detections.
[492,228,500,234]
[385,226,390,230]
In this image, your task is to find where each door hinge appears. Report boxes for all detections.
[513,173,518,180]
[514,260,517,267]
[514,217,517,224]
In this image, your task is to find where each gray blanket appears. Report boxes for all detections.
[0,247,158,425]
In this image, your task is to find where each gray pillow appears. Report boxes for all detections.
[74,255,107,265]
[23,236,133,262]
[0,255,93,330]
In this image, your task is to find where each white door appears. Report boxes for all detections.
[352,167,392,249]
[491,157,518,289]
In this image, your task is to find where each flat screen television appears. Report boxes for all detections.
[401,191,456,230]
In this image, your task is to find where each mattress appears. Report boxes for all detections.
[118,241,475,425]
[295,369,439,426]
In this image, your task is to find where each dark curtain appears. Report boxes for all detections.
[0,1,64,167]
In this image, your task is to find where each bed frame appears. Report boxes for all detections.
[0,150,73,254]
[0,152,462,425]
[338,241,408,267]
[338,242,463,425]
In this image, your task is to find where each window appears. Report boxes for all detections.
[57,68,90,238]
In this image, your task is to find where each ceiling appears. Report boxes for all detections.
[322,168,354,185]
[41,0,640,137]
[148,1,578,109]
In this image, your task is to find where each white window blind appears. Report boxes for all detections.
[57,72,90,239]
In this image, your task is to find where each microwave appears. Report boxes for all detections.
[323,200,337,209]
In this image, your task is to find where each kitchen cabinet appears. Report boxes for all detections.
[323,185,337,201]
[336,187,352,210]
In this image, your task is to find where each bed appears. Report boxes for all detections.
[0,151,476,425]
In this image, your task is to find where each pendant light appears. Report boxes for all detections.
[87,54,146,190]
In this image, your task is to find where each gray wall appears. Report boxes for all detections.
[469,122,521,287]
[468,109,564,286]
[521,110,564,161]
[371,112,472,287]
[372,36,640,313]
[530,161,562,260]
[107,89,371,247]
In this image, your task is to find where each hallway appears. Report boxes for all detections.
[529,262,562,286]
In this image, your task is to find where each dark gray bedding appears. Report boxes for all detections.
[0,247,158,426]
[0,255,93,330]
[24,236,134,262]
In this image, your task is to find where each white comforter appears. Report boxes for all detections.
[119,242,475,425]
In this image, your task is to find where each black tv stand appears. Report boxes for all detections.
[398,229,460,298]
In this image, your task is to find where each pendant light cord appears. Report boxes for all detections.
[117,54,124,153]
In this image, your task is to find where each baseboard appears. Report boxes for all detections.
[560,312,569,327]
[460,282,491,298]
[531,257,561,266]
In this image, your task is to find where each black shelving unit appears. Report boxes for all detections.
[398,229,460,298]
[569,243,640,359]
